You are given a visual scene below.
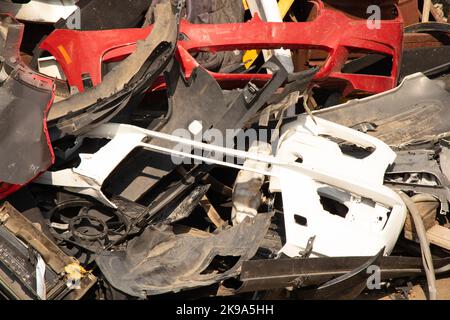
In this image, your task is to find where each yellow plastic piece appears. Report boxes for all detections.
[65,263,87,282]
[279,0,295,18]
[57,45,72,65]
[243,0,249,11]
[243,50,259,69]
[243,0,296,69]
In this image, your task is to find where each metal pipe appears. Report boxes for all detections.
[399,192,437,300]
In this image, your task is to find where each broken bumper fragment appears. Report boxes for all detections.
[39,0,403,95]
[0,14,55,200]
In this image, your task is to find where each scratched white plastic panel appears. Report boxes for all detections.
[35,125,147,208]
[0,0,78,23]
[271,115,406,257]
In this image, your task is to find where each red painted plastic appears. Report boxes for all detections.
[40,0,403,95]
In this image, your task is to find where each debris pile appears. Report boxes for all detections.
[0,0,449,300]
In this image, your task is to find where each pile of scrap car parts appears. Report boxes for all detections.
[0,0,449,300]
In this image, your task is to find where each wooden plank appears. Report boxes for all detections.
[427,225,450,251]
[403,33,446,49]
